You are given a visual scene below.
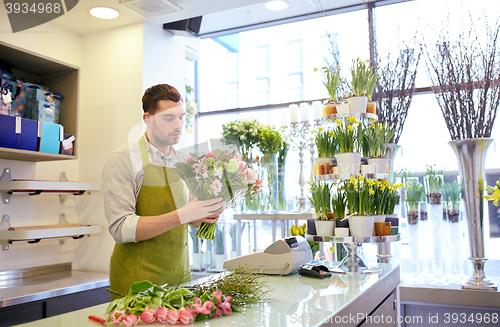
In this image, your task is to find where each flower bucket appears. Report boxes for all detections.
[348,215,374,237]
[348,96,367,113]
[368,157,388,174]
[214,254,225,270]
[336,103,349,113]
[315,220,335,236]
[336,152,361,174]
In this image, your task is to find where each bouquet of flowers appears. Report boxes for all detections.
[221,119,261,162]
[101,266,270,326]
[175,150,262,240]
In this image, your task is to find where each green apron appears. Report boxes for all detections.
[109,136,191,300]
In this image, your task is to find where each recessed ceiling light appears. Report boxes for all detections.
[265,0,289,11]
[89,7,120,19]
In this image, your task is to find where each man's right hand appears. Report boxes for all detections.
[178,197,226,224]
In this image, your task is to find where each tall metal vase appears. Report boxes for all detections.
[448,138,497,291]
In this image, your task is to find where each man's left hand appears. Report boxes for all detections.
[189,209,223,227]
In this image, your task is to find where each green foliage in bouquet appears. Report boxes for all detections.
[315,127,337,157]
[308,181,333,220]
[258,125,282,155]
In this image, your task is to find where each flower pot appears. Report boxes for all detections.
[307,218,317,235]
[348,96,367,113]
[315,157,334,175]
[315,220,335,236]
[323,102,337,116]
[214,254,225,270]
[336,103,349,113]
[373,214,386,235]
[334,227,349,237]
[336,152,361,174]
[368,157,388,174]
[360,164,374,173]
[348,215,374,237]
[366,101,377,114]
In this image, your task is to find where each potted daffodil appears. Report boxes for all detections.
[334,117,362,174]
[309,181,335,236]
[361,122,396,174]
[349,58,378,113]
[315,66,343,116]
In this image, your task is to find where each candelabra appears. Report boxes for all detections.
[286,120,321,212]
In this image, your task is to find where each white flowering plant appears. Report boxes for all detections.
[221,119,261,161]
[175,150,262,240]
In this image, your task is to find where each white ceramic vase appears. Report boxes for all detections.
[336,152,361,174]
[368,157,389,174]
[336,103,350,113]
[348,215,374,237]
[348,96,367,113]
[214,254,225,270]
[315,220,335,236]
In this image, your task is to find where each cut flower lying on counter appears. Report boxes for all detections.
[175,150,262,240]
[98,266,270,325]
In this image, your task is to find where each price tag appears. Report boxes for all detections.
[60,125,64,141]
[15,117,21,134]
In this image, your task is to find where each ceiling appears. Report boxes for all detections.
[9,0,376,36]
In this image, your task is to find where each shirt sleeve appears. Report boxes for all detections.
[102,149,140,244]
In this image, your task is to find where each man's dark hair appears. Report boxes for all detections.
[142,84,183,114]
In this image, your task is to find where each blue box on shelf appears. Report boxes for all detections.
[0,114,16,149]
[39,121,62,154]
[15,117,38,151]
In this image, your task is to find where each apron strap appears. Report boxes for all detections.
[139,135,150,167]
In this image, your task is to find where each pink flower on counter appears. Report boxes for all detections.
[110,310,126,325]
[123,314,139,327]
[140,309,156,324]
[211,290,223,304]
[213,306,222,319]
[156,307,168,323]
[166,309,179,325]
[238,161,246,172]
[219,296,232,315]
[178,307,194,325]
[190,297,214,315]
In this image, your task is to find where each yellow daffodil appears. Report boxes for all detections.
[367,179,376,186]
[371,123,376,129]
[330,246,335,253]
[349,176,356,184]
[348,116,358,124]
[484,188,500,206]
[347,125,354,132]
[313,67,318,72]
[336,119,342,125]
[358,175,365,181]
[369,188,375,195]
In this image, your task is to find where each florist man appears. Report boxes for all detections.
[103,84,224,299]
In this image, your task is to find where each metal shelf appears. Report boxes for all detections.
[321,112,378,122]
[314,173,388,181]
[306,234,400,244]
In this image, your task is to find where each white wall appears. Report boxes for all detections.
[0,12,83,271]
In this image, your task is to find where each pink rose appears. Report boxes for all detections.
[207,151,213,158]
[140,309,156,324]
[123,314,139,327]
[211,290,223,304]
[253,187,260,195]
[156,307,167,323]
[235,155,242,162]
[110,310,126,325]
[166,309,179,325]
[255,179,263,187]
[186,157,194,163]
[178,307,194,325]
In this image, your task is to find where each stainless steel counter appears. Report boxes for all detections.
[15,263,400,327]
[0,270,109,308]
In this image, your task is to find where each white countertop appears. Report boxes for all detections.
[15,263,401,327]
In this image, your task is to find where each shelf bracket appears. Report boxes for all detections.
[59,172,68,204]
[0,168,12,204]
[0,215,11,250]
[59,213,68,245]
